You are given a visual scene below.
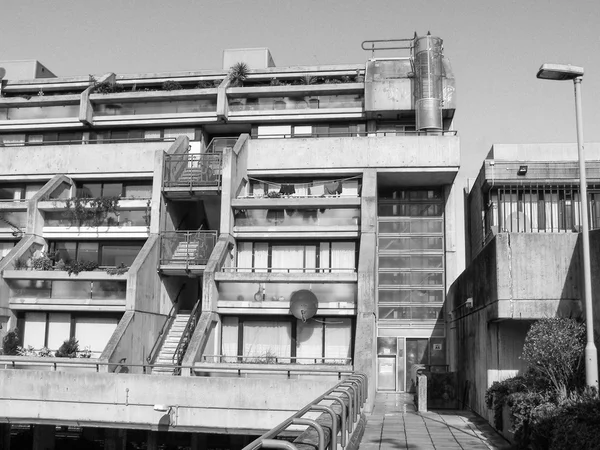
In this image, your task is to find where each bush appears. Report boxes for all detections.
[30,252,55,271]
[521,317,585,391]
[549,392,600,450]
[228,62,249,87]
[2,328,20,355]
[485,375,530,430]
[161,80,182,91]
[55,337,79,358]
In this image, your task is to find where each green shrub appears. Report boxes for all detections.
[228,62,249,87]
[485,375,530,430]
[55,337,79,358]
[2,328,20,355]
[161,80,183,91]
[507,390,554,448]
[521,317,585,391]
[549,393,600,450]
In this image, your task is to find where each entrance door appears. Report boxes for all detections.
[406,338,429,392]
[377,357,396,390]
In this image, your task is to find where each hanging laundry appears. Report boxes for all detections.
[279,184,296,195]
[324,181,343,195]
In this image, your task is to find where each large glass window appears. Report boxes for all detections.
[377,189,444,322]
[220,316,353,364]
[76,180,151,199]
[49,241,143,267]
[234,241,356,273]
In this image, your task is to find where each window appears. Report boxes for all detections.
[20,312,119,356]
[75,180,152,199]
[49,241,143,267]
[377,189,445,322]
[220,316,353,364]
[235,241,356,273]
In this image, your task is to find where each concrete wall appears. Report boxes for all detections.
[0,369,338,433]
[246,136,460,172]
[0,142,167,176]
[447,231,600,418]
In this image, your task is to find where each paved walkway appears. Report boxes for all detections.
[359,393,513,450]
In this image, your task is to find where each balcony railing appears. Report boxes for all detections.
[159,230,217,266]
[234,208,361,227]
[250,130,458,139]
[163,153,222,189]
[7,279,126,300]
[201,355,352,365]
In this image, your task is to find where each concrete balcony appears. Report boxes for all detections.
[4,270,128,312]
[1,141,168,176]
[448,233,586,322]
[0,369,340,433]
[162,153,223,199]
[159,231,218,276]
[246,135,460,178]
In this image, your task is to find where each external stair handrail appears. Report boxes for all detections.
[146,284,185,364]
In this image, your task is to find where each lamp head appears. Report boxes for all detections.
[537,63,584,81]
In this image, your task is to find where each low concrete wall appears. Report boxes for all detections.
[246,135,459,172]
[0,141,167,176]
[0,369,338,433]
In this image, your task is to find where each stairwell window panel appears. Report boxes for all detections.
[243,321,291,360]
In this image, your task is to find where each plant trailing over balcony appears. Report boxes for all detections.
[228,62,249,87]
[1,328,20,355]
[64,260,99,276]
[106,262,129,276]
[56,337,80,358]
[162,80,183,91]
[30,252,57,271]
[91,78,124,94]
[64,196,120,227]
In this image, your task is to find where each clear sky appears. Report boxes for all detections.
[3,0,600,179]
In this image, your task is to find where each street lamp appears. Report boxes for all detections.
[537,63,599,388]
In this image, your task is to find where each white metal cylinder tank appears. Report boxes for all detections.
[414,35,444,130]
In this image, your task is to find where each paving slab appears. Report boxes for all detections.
[359,393,513,450]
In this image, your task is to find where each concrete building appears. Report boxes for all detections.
[448,143,600,421]
[0,36,461,448]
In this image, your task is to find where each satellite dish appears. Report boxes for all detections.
[290,290,318,322]
[0,68,6,80]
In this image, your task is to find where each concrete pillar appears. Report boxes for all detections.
[32,425,55,450]
[104,429,125,450]
[0,423,11,450]
[356,169,378,412]
[147,431,159,450]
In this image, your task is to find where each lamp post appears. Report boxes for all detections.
[537,63,599,388]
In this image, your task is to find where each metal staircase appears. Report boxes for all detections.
[152,312,191,375]
[171,240,200,264]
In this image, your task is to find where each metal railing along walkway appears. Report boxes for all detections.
[242,373,368,450]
